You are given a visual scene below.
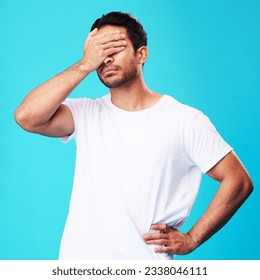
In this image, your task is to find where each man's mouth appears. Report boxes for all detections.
[102,67,119,77]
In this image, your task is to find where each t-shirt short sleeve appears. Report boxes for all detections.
[60,98,88,143]
[186,112,233,173]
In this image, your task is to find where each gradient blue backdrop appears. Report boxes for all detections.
[1,0,259,260]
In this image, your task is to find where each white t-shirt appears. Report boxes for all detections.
[59,93,232,260]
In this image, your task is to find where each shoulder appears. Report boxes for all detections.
[63,97,92,108]
[63,96,106,113]
[163,94,199,112]
[161,94,222,142]
[162,94,202,124]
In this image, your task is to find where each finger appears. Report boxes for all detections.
[90,28,99,36]
[143,233,168,241]
[102,40,127,50]
[103,46,126,58]
[150,224,171,233]
[97,32,126,44]
[154,246,171,253]
[91,29,119,39]
[145,239,169,246]
[86,28,98,40]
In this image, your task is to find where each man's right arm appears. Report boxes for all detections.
[14,28,127,137]
[14,62,90,137]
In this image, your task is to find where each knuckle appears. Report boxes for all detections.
[100,49,105,56]
[157,239,166,245]
[162,233,168,239]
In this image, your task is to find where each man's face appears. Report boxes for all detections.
[96,25,140,89]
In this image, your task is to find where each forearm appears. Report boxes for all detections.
[187,176,253,251]
[15,60,90,128]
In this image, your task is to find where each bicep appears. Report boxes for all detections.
[35,104,75,138]
[206,151,253,195]
[207,152,246,181]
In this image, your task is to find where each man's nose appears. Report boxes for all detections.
[104,56,113,66]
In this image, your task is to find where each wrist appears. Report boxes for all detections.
[74,59,92,76]
[186,231,201,252]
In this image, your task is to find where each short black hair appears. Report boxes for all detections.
[91,11,147,51]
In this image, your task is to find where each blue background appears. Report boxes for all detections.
[1,0,259,260]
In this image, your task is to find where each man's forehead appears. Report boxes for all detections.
[98,25,127,34]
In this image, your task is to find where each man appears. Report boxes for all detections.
[15,12,253,260]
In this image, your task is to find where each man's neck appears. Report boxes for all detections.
[110,78,162,112]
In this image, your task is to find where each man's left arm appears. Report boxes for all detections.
[144,151,253,255]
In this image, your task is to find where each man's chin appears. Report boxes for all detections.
[99,78,124,89]
[97,71,137,89]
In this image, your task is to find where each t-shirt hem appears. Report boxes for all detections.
[201,147,233,173]
[59,102,76,143]
[60,133,74,143]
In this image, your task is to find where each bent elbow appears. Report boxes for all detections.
[236,174,254,204]
[14,107,35,132]
[243,177,254,198]
[14,107,26,128]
